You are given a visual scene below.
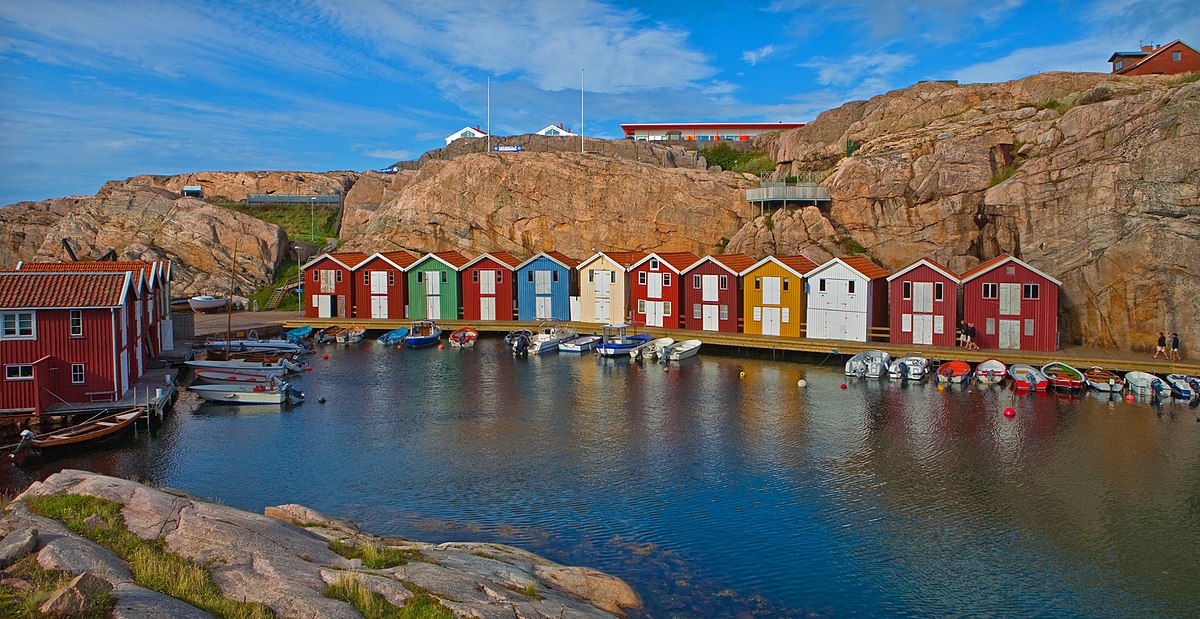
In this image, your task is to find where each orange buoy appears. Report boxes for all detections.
[1125,394,1134,402]
[1003,407,1016,417]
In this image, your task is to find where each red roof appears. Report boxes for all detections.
[634,251,701,272]
[0,272,129,309]
[379,251,418,269]
[886,257,960,282]
[467,251,523,270]
[779,255,819,276]
[842,256,889,280]
[1111,40,1195,73]
[708,254,756,273]
[430,250,470,269]
[582,251,647,270]
[544,251,579,268]
[959,255,1012,281]
[16,260,164,281]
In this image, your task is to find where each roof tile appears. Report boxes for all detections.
[0,272,128,309]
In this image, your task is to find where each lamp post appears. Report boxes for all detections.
[310,196,316,242]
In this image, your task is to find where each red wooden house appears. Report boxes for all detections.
[886,258,959,347]
[352,251,417,320]
[628,252,700,328]
[1109,40,1200,76]
[461,251,523,321]
[0,272,140,414]
[961,255,1060,351]
[301,252,369,319]
[681,254,755,332]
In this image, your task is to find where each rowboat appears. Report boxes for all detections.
[595,324,652,357]
[1009,364,1049,391]
[188,295,230,313]
[449,327,478,349]
[845,350,890,378]
[559,334,601,353]
[404,320,442,349]
[935,360,971,383]
[378,327,409,345]
[10,408,142,460]
[1125,371,1171,397]
[336,326,366,344]
[204,349,302,362]
[974,359,1007,385]
[285,325,314,343]
[193,368,280,385]
[1041,362,1085,391]
[887,356,929,380]
[316,327,342,344]
[1165,374,1195,400]
[1083,367,1124,392]
[203,337,308,354]
[630,337,674,361]
[527,323,576,354]
[661,339,701,362]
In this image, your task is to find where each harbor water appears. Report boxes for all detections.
[4,340,1199,617]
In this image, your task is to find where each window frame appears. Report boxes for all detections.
[638,272,647,285]
[934,282,944,301]
[1022,283,1040,300]
[719,275,728,290]
[1,312,35,340]
[982,283,998,299]
[71,363,85,384]
[902,281,912,300]
[5,364,33,380]
[70,309,83,337]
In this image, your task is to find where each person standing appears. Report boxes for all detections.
[1153,332,1167,358]
[1170,332,1181,361]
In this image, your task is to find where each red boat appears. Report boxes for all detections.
[1041,362,1085,391]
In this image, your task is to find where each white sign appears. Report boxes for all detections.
[493,145,523,152]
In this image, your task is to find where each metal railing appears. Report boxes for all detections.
[746,184,830,202]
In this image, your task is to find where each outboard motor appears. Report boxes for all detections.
[512,334,529,357]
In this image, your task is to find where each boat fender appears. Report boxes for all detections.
[254,385,266,392]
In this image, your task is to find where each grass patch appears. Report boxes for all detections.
[697,143,777,175]
[246,259,302,312]
[0,554,115,618]
[1036,99,1070,115]
[844,139,862,157]
[504,582,544,601]
[840,237,865,254]
[324,575,454,619]
[25,494,275,619]
[207,199,341,242]
[1167,72,1200,87]
[328,539,427,569]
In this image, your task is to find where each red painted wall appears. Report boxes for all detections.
[352,258,407,320]
[1121,42,1200,75]
[0,308,122,412]
[681,262,742,332]
[303,258,356,319]
[888,264,959,347]
[963,265,1059,351]
[461,258,515,320]
[629,262,685,328]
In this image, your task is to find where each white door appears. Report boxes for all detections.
[425,272,440,296]
[119,350,129,396]
[534,270,552,295]
[999,319,1021,349]
[595,297,610,323]
[762,307,782,336]
[647,272,663,299]
[370,271,388,294]
[646,301,664,327]
[479,270,496,295]
[834,280,850,309]
[849,312,867,342]
[480,297,496,320]
[913,282,933,313]
[999,283,1021,315]
[763,277,781,305]
[317,295,332,318]
[426,295,441,320]
[701,275,719,302]
[535,296,553,319]
[702,304,719,331]
[912,314,933,345]
[371,296,388,319]
[594,270,611,296]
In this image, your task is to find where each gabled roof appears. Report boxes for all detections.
[412,250,470,271]
[959,254,1062,286]
[1111,39,1194,72]
[445,126,489,142]
[463,251,523,270]
[353,250,418,271]
[301,252,370,271]
[885,258,960,283]
[739,255,818,278]
[516,251,579,271]
[535,124,576,136]
[15,260,168,286]
[682,253,756,276]
[0,272,131,309]
[807,256,889,280]
[629,251,701,273]
[577,251,647,271]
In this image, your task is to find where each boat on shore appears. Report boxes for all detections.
[404,321,442,349]
[1009,364,1049,391]
[378,327,409,346]
[662,339,701,362]
[1125,371,1170,397]
[1084,367,1124,392]
[527,323,576,354]
[10,408,143,461]
[560,334,601,353]
[630,337,674,362]
[1042,362,1085,391]
[936,360,972,384]
[449,327,479,349]
[975,359,1007,385]
[887,356,929,380]
[845,350,890,378]
[336,326,366,344]
[595,324,652,357]
[188,295,230,313]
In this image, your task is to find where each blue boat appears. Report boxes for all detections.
[404,321,442,349]
[377,327,409,345]
[285,325,314,343]
[595,324,652,357]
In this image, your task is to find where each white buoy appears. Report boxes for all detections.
[797,379,808,388]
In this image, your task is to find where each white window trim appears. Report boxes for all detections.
[70,309,83,337]
[1,311,36,340]
[5,364,33,380]
[71,363,85,384]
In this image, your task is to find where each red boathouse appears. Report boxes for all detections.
[961,255,1060,351]
[352,251,417,320]
[461,252,523,321]
[301,252,369,319]
[628,252,700,328]
[886,258,960,347]
[681,254,755,332]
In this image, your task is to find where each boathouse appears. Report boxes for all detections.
[462,251,523,321]
[351,251,417,320]
[628,252,699,328]
[886,258,960,347]
[0,271,140,414]
[406,251,469,320]
[577,251,646,325]
[682,254,755,333]
[515,251,578,321]
[960,255,1060,351]
[741,255,817,338]
[301,252,369,319]
[805,256,890,342]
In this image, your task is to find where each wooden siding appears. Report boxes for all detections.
[681,261,742,333]
[628,261,686,329]
[406,260,461,320]
[352,258,407,321]
[462,257,516,321]
[888,263,958,347]
[578,257,628,325]
[1,307,121,412]
[516,256,573,321]
[963,265,1059,351]
[303,257,356,319]
[742,262,806,338]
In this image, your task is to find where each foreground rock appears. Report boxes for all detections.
[2,470,640,618]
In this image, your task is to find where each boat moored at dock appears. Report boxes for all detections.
[1009,364,1049,391]
[595,324,652,357]
[1164,374,1195,400]
[560,334,601,353]
[936,360,971,383]
[845,350,890,378]
[1042,362,1085,391]
[1083,367,1124,392]
[527,323,576,354]
[404,321,442,349]
[1125,371,1171,397]
[377,327,410,346]
[449,327,479,348]
[974,359,1007,385]
[662,339,702,362]
[887,356,929,380]
[630,337,674,361]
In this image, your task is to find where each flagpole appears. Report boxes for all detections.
[487,75,491,153]
[580,68,585,154]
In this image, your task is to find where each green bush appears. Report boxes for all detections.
[845,139,862,157]
[698,143,777,175]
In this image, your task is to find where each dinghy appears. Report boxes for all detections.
[1083,367,1124,392]
[1041,362,1085,391]
[1164,374,1195,400]
[1125,371,1170,397]
[404,321,442,349]
[377,327,409,345]
[595,324,652,357]
[449,328,478,349]
[936,360,971,384]
[661,339,701,362]
[975,359,1007,385]
[1009,364,1049,391]
[887,356,929,380]
[630,337,674,361]
[845,350,890,378]
[559,334,601,353]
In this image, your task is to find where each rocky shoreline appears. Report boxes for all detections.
[0,470,641,617]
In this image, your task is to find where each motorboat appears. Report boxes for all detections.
[191,376,304,405]
[316,327,341,344]
[1041,362,1085,391]
[935,360,971,384]
[186,357,305,374]
[404,321,442,349]
[285,325,314,343]
[630,337,674,362]
[595,324,653,357]
[1165,374,1195,400]
[377,327,409,345]
[1009,364,1049,391]
[193,368,280,385]
[527,323,576,354]
[202,335,308,354]
[975,359,1007,385]
[504,329,534,347]
[559,334,601,353]
[661,339,701,362]
[887,356,929,380]
[188,295,230,313]
[845,350,890,378]
[1125,371,1171,397]
[1083,367,1124,393]
[336,326,366,344]
[449,327,479,349]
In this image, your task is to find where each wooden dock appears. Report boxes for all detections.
[281,318,1200,376]
[43,368,179,423]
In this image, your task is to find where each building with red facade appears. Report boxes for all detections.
[461,252,523,321]
[301,252,369,319]
[961,255,1060,351]
[1109,40,1199,76]
[0,272,141,414]
[886,258,959,347]
[351,251,417,320]
[681,254,755,333]
[628,252,699,328]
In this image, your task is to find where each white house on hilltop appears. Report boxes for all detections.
[535,123,576,137]
[445,126,489,145]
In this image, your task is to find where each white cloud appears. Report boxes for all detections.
[362,149,413,160]
[807,52,914,88]
[742,45,776,65]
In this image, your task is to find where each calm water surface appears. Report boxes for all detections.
[4,340,1199,617]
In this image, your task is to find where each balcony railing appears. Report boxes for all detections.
[746,183,830,203]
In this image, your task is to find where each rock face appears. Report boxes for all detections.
[102,170,360,203]
[420,133,711,170]
[4,470,640,618]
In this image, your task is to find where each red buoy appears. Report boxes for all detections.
[1003,407,1016,417]
[840,383,847,390]
[305,366,312,372]
[1125,394,1134,402]
[322,353,329,360]
[438,344,444,350]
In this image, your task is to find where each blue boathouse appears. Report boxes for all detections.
[515,251,578,321]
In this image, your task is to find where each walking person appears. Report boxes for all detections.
[967,322,979,351]
[1170,332,1181,361]
[1153,331,1167,358]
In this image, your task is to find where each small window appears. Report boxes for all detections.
[663,273,671,287]
[783,278,789,292]
[664,301,672,316]
[755,277,761,290]
[693,303,701,319]
[638,299,646,314]
[71,363,85,384]
[638,272,647,285]
[364,272,370,285]
[588,270,594,283]
[1,312,35,339]
[441,272,447,283]
[847,280,855,294]
[818,279,826,292]
[496,271,503,283]
[473,271,479,283]
[312,271,318,282]
[528,271,534,283]
[693,274,701,289]
[719,305,728,320]
[1024,319,1034,336]
[388,272,394,286]
[986,318,995,335]
[650,258,659,270]
[70,310,83,336]
[719,275,728,290]
[416,272,423,283]
[5,364,33,380]
[1023,283,1039,299]
[335,271,342,283]
[902,281,912,300]
[1172,51,1182,61]
[552,271,559,282]
[1115,60,1124,70]
[934,282,943,301]
[982,283,998,299]
[1005,266,1015,275]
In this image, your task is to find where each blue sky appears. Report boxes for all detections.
[1,0,1196,205]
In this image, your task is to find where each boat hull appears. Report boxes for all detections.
[560,335,600,352]
[1009,365,1048,391]
[974,359,1007,385]
[188,296,229,313]
[449,328,478,348]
